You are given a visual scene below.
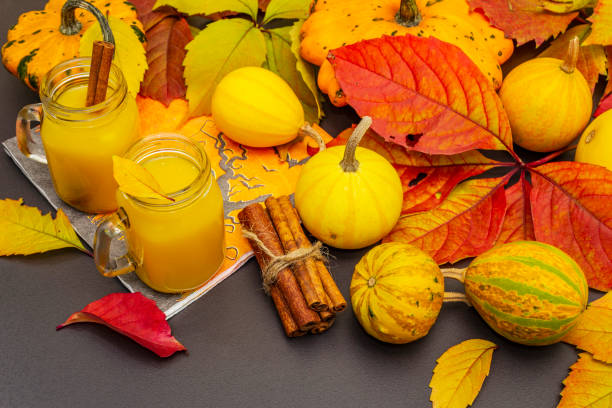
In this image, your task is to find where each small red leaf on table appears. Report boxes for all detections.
[529,162,612,291]
[329,35,515,156]
[57,293,186,358]
[384,176,509,264]
[498,171,535,243]
[141,17,193,105]
[469,0,578,46]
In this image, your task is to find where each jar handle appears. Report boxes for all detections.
[16,103,47,164]
[93,209,136,277]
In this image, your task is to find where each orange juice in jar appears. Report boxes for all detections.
[94,134,226,293]
[17,57,139,213]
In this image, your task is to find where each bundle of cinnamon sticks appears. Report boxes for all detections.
[238,195,346,337]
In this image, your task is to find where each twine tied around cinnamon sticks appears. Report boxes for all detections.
[241,230,325,295]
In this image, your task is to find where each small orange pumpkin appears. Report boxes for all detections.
[2,0,143,90]
[300,0,514,107]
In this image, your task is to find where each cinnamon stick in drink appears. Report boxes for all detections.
[239,203,320,332]
[86,41,115,106]
[278,195,347,312]
[265,197,327,312]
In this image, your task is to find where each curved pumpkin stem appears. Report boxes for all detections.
[60,0,115,45]
[560,36,579,74]
[340,116,372,173]
[396,0,422,27]
[298,123,326,153]
[443,292,471,306]
[441,267,467,283]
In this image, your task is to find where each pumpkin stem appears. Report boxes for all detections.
[560,36,579,74]
[340,116,372,173]
[441,267,466,283]
[443,292,471,306]
[396,0,422,27]
[298,123,326,153]
[60,0,115,44]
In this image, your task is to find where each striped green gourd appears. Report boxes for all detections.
[464,241,588,346]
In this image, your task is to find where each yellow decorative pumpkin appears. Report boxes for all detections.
[500,37,592,152]
[212,66,315,148]
[575,109,612,171]
[294,117,403,249]
[1,0,142,90]
[350,243,444,344]
[300,0,514,106]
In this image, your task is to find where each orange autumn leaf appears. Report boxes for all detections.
[137,96,190,136]
[469,0,578,46]
[0,198,88,255]
[429,339,497,408]
[539,25,608,93]
[563,292,612,364]
[498,171,535,243]
[112,156,174,201]
[584,0,612,46]
[557,353,612,407]
[329,35,515,156]
[384,175,509,264]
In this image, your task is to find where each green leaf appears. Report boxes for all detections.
[263,0,312,25]
[264,22,321,123]
[79,17,148,96]
[154,0,259,20]
[184,19,266,116]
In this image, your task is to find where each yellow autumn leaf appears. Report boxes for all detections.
[563,292,612,363]
[0,198,87,255]
[79,16,148,96]
[558,353,612,407]
[112,156,174,201]
[429,339,497,408]
[584,0,612,46]
[154,0,259,19]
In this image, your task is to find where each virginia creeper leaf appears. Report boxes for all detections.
[384,176,509,264]
[264,24,321,123]
[429,339,497,408]
[79,16,148,96]
[498,172,536,243]
[595,93,612,116]
[154,0,259,20]
[529,162,612,291]
[532,0,597,13]
[0,198,87,255]
[112,156,174,201]
[130,0,177,31]
[262,0,312,24]
[557,353,612,407]
[469,0,578,46]
[57,293,186,358]
[329,35,515,156]
[563,292,612,363]
[584,0,612,46]
[184,18,266,116]
[539,25,607,93]
[141,17,193,105]
[290,21,322,121]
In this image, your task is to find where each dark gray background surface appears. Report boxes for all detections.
[0,1,601,407]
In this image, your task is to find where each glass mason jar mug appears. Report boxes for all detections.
[16,57,140,213]
[93,134,226,293]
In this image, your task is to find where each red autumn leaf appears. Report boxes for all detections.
[539,25,608,93]
[259,0,272,10]
[329,35,515,156]
[498,171,535,243]
[529,162,612,291]
[384,175,510,264]
[140,16,193,105]
[130,0,178,31]
[595,93,612,117]
[469,0,578,46]
[57,293,186,358]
